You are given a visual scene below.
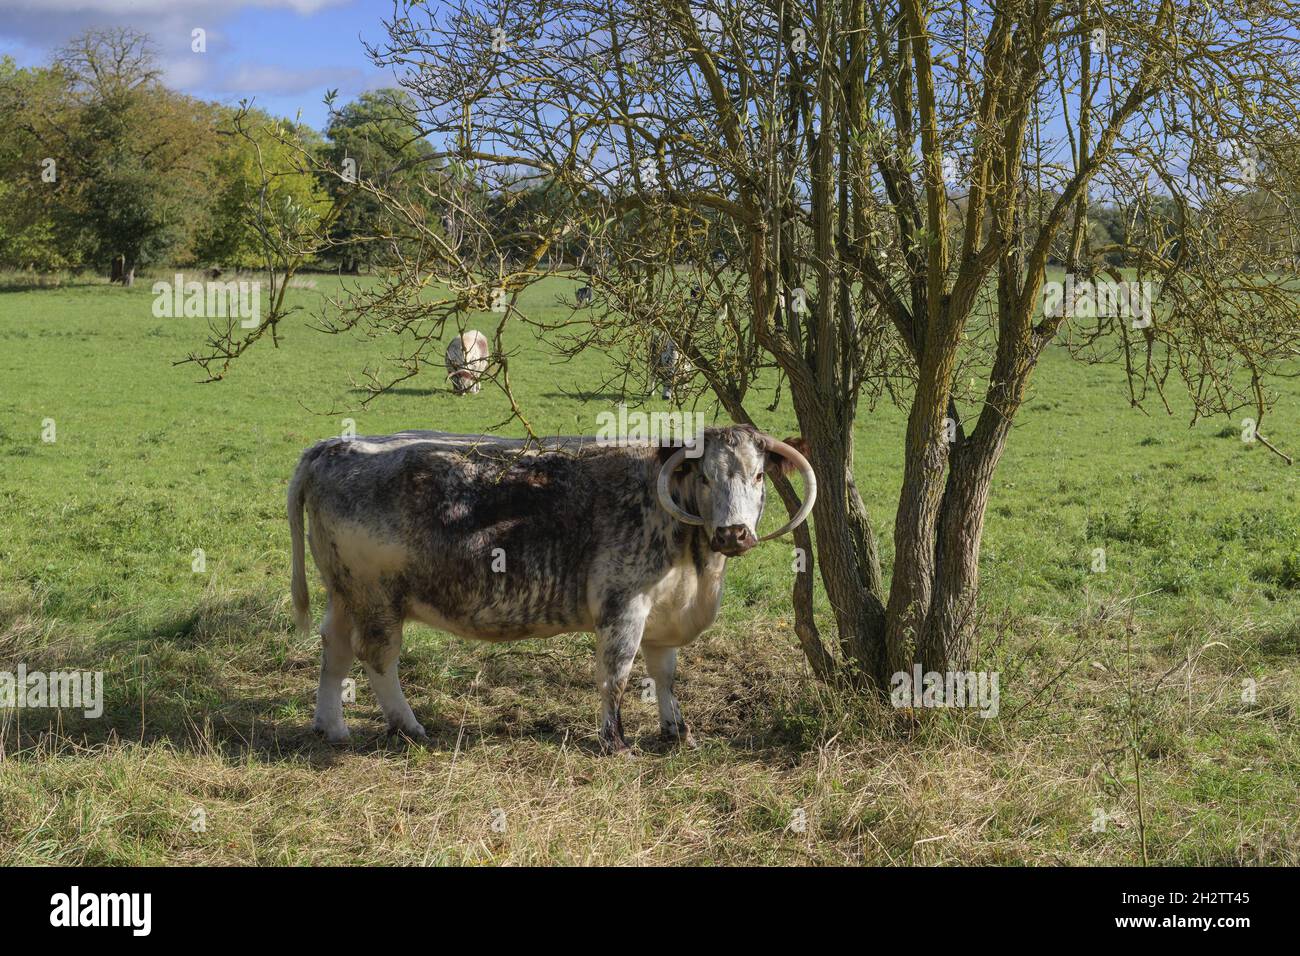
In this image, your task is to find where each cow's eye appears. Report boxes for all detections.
[755,472,764,483]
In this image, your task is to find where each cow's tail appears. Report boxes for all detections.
[287,453,312,637]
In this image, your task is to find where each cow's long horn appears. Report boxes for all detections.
[655,446,706,526]
[758,438,817,541]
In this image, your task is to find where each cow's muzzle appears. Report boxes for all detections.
[710,524,757,556]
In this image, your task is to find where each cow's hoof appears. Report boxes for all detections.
[312,719,351,745]
[599,736,634,757]
[387,721,428,741]
[658,724,697,749]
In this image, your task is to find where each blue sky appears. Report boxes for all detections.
[0,0,396,129]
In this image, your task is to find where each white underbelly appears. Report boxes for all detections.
[641,563,724,648]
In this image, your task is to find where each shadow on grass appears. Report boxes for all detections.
[2,592,837,768]
[4,691,620,765]
[346,386,441,397]
[541,390,644,402]
[0,276,112,293]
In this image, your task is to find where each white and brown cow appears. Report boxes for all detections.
[287,426,815,753]
[444,330,489,394]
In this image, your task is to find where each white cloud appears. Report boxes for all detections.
[158,55,210,89]
[0,1,347,13]
[219,62,363,95]
[0,1,350,52]
[0,0,382,123]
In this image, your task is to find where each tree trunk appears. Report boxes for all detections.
[770,472,835,680]
[788,383,889,687]
[884,344,956,675]
[918,421,1010,671]
[918,279,1035,672]
[109,254,135,287]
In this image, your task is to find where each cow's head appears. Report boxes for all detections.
[448,370,477,394]
[655,425,816,556]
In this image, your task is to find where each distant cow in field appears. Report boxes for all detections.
[287,425,815,752]
[445,330,489,394]
[653,333,692,400]
[576,284,593,306]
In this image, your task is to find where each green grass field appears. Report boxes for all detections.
[1,270,1297,864]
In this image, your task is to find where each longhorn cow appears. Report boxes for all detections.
[287,425,815,753]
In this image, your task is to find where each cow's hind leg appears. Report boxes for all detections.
[312,595,355,744]
[643,644,694,747]
[595,605,647,755]
[356,617,426,740]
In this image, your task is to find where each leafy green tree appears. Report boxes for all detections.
[195,108,331,269]
[322,89,436,273]
[39,30,220,285]
[0,57,94,270]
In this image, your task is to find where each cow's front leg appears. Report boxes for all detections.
[643,644,695,747]
[357,619,426,740]
[595,604,648,755]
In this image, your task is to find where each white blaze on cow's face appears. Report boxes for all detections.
[695,435,769,556]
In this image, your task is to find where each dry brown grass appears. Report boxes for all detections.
[2,583,1296,865]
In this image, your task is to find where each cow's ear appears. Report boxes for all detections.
[765,436,809,475]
